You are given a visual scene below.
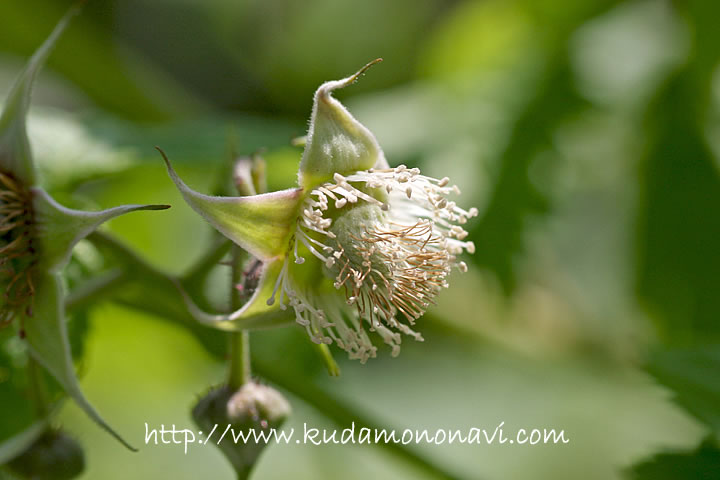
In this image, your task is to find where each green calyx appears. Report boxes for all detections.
[192,383,291,479]
[298,59,388,190]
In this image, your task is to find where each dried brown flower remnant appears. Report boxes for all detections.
[0,170,37,329]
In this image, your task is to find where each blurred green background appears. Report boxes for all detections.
[2,0,720,478]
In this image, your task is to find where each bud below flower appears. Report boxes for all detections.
[6,430,85,480]
[192,382,291,478]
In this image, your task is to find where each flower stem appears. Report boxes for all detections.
[226,152,266,389]
[227,246,250,389]
[227,331,250,388]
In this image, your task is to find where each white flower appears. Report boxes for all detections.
[163,59,477,362]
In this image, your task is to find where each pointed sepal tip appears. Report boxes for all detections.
[157,147,303,262]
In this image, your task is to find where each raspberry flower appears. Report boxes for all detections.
[163,59,476,362]
[1,7,166,449]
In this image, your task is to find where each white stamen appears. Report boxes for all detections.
[281,164,476,360]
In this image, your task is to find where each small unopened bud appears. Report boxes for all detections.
[7,430,85,480]
[192,382,291,477]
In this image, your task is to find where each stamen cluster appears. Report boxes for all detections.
[268,165,477,362]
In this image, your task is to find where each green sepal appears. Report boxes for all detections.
[177,258,294,331]
[161,152,303,261]
[31,187,170,273]
[23,272,136,451]
[0,4,81,185]
[298,59,388,190]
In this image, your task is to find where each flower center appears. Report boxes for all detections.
[332,217,451,324]
[0,170,37,329]
[266,165,477,362]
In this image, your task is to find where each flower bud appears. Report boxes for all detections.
[6,430,84,480]
[192,382,291,477]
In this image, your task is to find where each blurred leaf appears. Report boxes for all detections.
[208,0,448,113]
[0,332,37,444]
[636,77,720,342]
[66,309,89,365]
[469,55,585,292]
[0,0,196,120]
[251,344,464,480]
[630,438,720,480]
[462,0,622,293]
[87,232,227,358]
[635,0,720,343]
[79,114,300,166]
[421,0,534,78]
[646,346,720,436]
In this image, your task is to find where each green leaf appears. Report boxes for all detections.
[630,439,720,479]
[31,187,169,273]
[177,258,294,331]
[646,345,720,436]
[0,4,79,185]
[161,151,303,261]
[468,54,586,294]
[298,59,389,190]
[23,272,136,451]
[636,71,720,343]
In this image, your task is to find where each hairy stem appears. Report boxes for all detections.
[225,153,264,389]
[227,245,250,389]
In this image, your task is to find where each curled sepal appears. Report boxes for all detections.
[298,59,389,190]
[31,188,170,273]
[177,258,294,331]
[23,272,136,451]
[0,4,81,185]
[160,150,303,261]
